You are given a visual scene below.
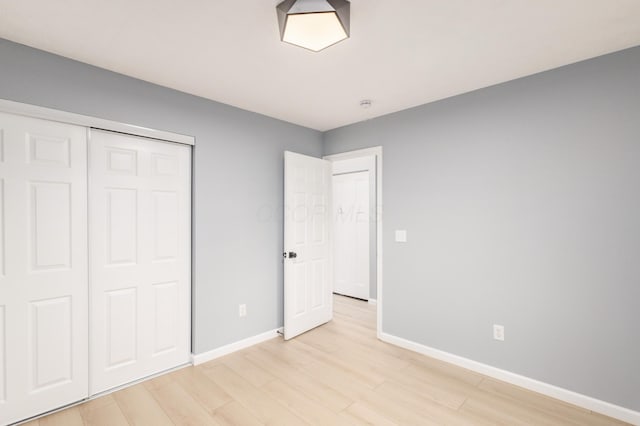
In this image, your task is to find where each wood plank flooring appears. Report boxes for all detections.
[23,295,627,425]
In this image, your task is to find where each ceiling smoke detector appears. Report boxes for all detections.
[276,0,350,52]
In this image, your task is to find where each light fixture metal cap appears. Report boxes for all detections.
[327,0,350,37]
[289,0,335,14]
[276,0,297,40]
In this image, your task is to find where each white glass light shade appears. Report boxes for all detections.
[283,12,347,52]
[277,0,350,52]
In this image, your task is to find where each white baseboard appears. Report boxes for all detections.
[368,299,378,305]
[380,333,640,425]
[192,328,282,366]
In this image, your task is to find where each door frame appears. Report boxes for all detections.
[324,147,383,339]
[0,99,194,146]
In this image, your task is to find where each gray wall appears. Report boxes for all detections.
[324,46,640,411]
[0,38,323,355]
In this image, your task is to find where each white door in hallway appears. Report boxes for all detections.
[0,112,88,425]
[333,171,370,300]
[283,151,332,340]
[89,130,191,395]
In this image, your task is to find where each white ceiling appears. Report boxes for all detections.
[1,0,640,131]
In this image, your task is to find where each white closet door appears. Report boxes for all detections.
[0,112,88,425]
[333,171,370,300]
[89,130,191,395]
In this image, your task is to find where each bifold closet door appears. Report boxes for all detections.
[0,112,88,425]
[89,130,191,395]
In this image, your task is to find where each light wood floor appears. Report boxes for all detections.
[23,295,626,426]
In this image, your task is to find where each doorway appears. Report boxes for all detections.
[324,147,383,337]
[332,157,375,302]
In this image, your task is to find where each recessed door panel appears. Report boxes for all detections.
[153,281,178,354]
[106,188,137,266]
[312,194,325,244]
[294,166,306,191]
[151,153,178,176]
[294,263,307,316]
[106,288,137,369]
[152,191,178,262]
[106,147,137,175]
[293,193,307,245]
[30,182,71,271]
[90,129,191,395]
[311,260,325,309]
[29,297,72,391]
[27,134,70,168]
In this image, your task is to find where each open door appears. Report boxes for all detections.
[284,151,333,340]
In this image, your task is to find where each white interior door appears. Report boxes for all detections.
[284,151,332,340]
[333,171,370,300]
[89,130,191,395]
[0,112,88,425]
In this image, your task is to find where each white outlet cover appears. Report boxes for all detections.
[493,324,505,341]
[395,230,407,243]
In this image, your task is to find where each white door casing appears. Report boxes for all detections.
[284,151,332,340]
[89,130,191,395]
[333,171,370,300]
[0,112,88,425]
[325,148,382,337]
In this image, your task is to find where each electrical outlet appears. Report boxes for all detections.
[239,304,247,317]
[493,324,505,341]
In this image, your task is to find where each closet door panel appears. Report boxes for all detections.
[0,111,88,426]
[29,296,73,391]
[105,287,138,369]
[29,181,72,271]
[89,130,191,395]
[105,187,138,265]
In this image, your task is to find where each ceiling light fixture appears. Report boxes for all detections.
[276,0,350,52]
